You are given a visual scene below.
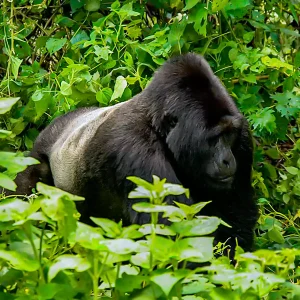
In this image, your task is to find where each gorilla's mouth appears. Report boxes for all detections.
[208,175,234,186]
[217,176,234,183]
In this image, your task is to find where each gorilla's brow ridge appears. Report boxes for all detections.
[206,115,242,139]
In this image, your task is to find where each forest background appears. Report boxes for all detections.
[0,0,299,299]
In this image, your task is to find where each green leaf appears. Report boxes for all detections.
[0,129,11,138]
[228,48,239,62]
[243,31,255,43]
[99,239,140,255]
[243,74,257,83]
[60,81,72,96]
[209,288,240,300]
[84,0,101,11]
[0,97,20,114]
[224,0,252,18]
[168,18,187,46]
[272,92,300,118]
[0,198,30,221]
[139,224,176,236]
[190,4,208,36]
[37,283,67,299]
[126,25,142,39]
[70,222,104,250]
[119,3,140,19]
[282,194,290,204]
[175,237,214,262]
[295,51,300,68]
[249,108,276,133]
[170,0,182,8]
[124,52,134,67]
[0,152,39,174]
[36,36,49,49]
[285,166,298,175]
[127,176,154,191]
[38,183,83,239]
[0,250,39,272]
[111,76,127,101]
[171,217,221,237]
[116,274,147,293]
[46,38,67,54]
[132,202,177,214]
[120,87,132,102]
[174,201,211,219]
[37,182,84,202]
[0,292,15,300]
[183,0,199,11]
[57,16,75,27]
[111,0,121,10]
[151,269,190,297]
[163,183,190,198]
[94,46,111,61]
[0,172,17,191]
[182,276,214,295]
[90,217,121,238]
[96,87,112,105]
[121,224,144,239]
[70,0,84,11]
[265,148,280,160]
[130,252,151,269]
[11,56,22,80]
[129,187,152,199]
[48,255,91,281]
[261,56,293,71]
[70,30,89,46]
[32,89,44,102]
[212,0,229,13]
[147,235,175,261]
[267,228,285,244]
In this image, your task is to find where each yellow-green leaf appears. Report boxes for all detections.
[261,56,293,71]
[212,0,229,12]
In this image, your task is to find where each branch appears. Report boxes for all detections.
[231,75,269,84]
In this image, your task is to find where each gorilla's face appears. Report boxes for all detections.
[149,53,245,191]
[165,112,241,191]
[203,132,237,189]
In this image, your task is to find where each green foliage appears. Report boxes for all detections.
[0,0,299,298]
[0,176,297,299]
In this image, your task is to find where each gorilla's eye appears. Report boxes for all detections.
[207,133,221,146]
[169,117,178,128]
[165,114,178,129]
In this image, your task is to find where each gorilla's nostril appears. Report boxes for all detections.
[223,160,229,167]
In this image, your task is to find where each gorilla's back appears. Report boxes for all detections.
[48,101,127,193]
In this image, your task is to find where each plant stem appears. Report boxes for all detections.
[23,223,46,283]
[93,253,99,300]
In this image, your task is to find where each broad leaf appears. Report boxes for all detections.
[48,255,91,281]
[0,97,20,114]
[46,38,67,54]
[111,76,127,100]
[151,269,190,297]
[212,0,229,12]
[0,250,39,272]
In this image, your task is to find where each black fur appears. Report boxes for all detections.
[9,53,258,258]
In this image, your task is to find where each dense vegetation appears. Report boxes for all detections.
[0,0,299,298]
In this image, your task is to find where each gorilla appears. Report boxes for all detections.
[10,53,258,257]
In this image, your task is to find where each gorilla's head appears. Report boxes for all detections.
[145,53,246,191]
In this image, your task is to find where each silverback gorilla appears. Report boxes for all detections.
[10,53,258,257]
